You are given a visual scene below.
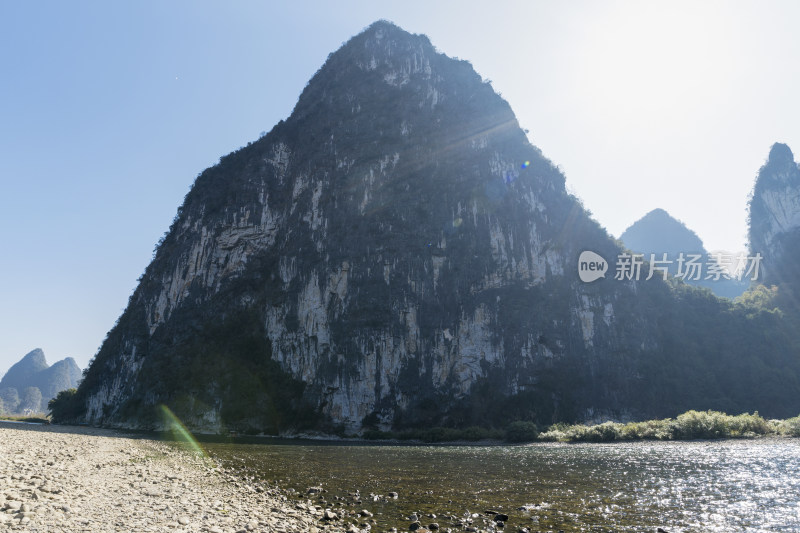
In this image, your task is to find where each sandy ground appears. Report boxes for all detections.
[0,421,355,533]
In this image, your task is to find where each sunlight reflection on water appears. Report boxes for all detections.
[206,439,800,532]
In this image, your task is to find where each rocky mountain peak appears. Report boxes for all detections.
[326,20,435,75]
[749,143,800,291]
[753,143,800,192]
[68,23,800,434]
[20,348,47,367]
[768,141,795,166]
[2,348,48,385]
[74,20,618,432]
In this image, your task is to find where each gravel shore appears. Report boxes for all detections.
[0,421,349,533]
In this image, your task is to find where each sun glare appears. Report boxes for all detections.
[574,3,737,133]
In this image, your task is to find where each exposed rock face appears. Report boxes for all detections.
[73,22,800,433]
[0,349,81,413]
[620,208,746,298]
[749,143,800,290]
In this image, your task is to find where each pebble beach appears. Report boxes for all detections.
[0,421,350,533]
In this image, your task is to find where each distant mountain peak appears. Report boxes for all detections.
[749,143,800,290]
[619,208,746,298]
[753,142,800,194]
[365,19,406,34]
[21,348,47,366]
[768,142,794,165]
[0,349,81,413]
[5,348,49,378]
[620,208,705,255]
[643,207,670,217]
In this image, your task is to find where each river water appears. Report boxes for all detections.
[203,438,800,532]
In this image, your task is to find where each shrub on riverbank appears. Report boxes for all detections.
[505,421,539,442]
[48,388,81,423]
[538,410,777,442]
[780,415,800,436]
[674,410,772,438]
[539,421,625,442]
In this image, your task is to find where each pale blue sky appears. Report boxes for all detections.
[2,1,800,375]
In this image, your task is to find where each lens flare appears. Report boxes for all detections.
[160,404,207,457]
[521,161,530,169]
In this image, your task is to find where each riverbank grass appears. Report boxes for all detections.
[539,410,798,442]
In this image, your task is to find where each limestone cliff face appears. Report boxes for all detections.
[749,143,800,288]
[75,21,643,431]
[73,23,800,433]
